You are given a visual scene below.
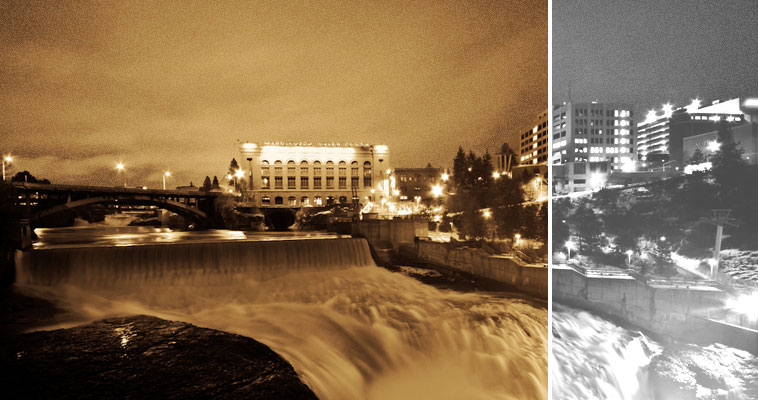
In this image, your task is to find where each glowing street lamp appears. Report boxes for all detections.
[234,168,245,192]
[116,162,126,187]
[431,184,443,198]
[625,249,633,265]
[163,171,171,190]
[441,172,449,182]
[483,209,491,218]
[2,154,12,181]
[707,141,720,153]
[493,171,501,179]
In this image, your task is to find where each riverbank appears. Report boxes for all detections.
[1,313,317,399]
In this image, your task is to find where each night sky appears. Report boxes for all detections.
[553,0,758,117]
[0,0,546,187]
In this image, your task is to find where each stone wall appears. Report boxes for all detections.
[351,219,428,251]
[553,264,757,354]
[416,240,548,300]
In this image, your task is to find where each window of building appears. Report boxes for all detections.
[339,177,347,189]
[274,176,283,189]
[301,176,309,189]
[363,161,372,187]
[573,163,586,175]
[351,176,359,188]
[339,161,347,176]
[326,196,334,206]
[301,196,309,206]
[313,176,322,189]
[274,160,282,175]
[326,176,334,189]
[314,196,322,206]
[288,196,297,206]
[274,196,283,205]
[261,176,270,189]
[351,161,359,176]
[262,195,270,205]
[287,160,296,174]
[261,160,269,176]
[339,196,347,204]
[288,176,296,189]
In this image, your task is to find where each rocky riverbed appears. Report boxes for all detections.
[1,312,317,399]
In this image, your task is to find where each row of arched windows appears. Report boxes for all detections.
[261,160,370,166]
[261,195,357,206]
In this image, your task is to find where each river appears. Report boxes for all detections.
[15,226,548,400]
[551,304,758,400]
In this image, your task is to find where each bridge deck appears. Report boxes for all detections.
[11,182,219,197]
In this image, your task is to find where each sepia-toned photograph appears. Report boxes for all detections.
[551,1,758,399]
[0,1,547,399]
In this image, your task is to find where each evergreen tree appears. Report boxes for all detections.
[711,121,747,199]
[228,159,240,185]
[202,176,212,191]
[689,148,705,165]
[212,176,220,189]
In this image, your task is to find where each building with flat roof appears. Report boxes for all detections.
[395,166,444,205]
[518,109,549,166]
[637,98,751,169]
[551,101,634,193]
[238,142,390,208]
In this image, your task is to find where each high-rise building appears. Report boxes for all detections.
[637,98,750,168]
[518,109,549,165]
[238,142,390,208]
[551,101,634,194]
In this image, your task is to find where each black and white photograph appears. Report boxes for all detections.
[551,1,758,399]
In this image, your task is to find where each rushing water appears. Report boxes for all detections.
[16,227,547,400]
[552,305,758,400]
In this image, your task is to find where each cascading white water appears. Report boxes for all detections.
[15,237,547,400]
[552,305,758,400]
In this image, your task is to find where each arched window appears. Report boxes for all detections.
[301,196,309,206]
[326,196,335,206]
[274,160,283,176]
[274,196,283,205]
[287,160,296,175]
[288,196,297,206]
[339,196,347,204]
[262,195,271,205]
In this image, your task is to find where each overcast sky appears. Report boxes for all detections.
[0,0,546,187]
[553,0,758,119]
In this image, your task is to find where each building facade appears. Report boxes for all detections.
[551,101,634,193]
[519,109,549,165]
[395,166,443,205]
[637,98,749,169]
[238,142,390,208]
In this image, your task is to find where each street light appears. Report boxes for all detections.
[431,184,443,198]
[625,249,633,265]
[441,172,449,182]
[234,168,245,193]
[2,155,12,181]
[163,171,171,190]
[116,162,125,187]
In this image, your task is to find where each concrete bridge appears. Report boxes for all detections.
[7,182,223,234]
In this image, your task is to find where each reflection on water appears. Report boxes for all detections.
[33,226,347,249]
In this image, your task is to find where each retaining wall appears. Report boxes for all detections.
[351,219,428,251]
[416,240,548,299]
[553,264,757,354]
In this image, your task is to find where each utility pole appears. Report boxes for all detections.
[703,209,737,278]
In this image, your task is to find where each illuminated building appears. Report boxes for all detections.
[637,98,750,168]
[395,166,444,205]
[518,109,549,165]
[551,101,634,194]
[238,142,390,208]
[681,99,758,167]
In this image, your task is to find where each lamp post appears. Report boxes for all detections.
[163,171,171,190]
[235,169,245,194]
[116,162,125,187]
[2,155,12,181]
[625,249,633,266]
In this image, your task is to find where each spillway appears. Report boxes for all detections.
[15,235,547,400]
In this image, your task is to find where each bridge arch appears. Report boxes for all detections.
[31,196,209,223]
